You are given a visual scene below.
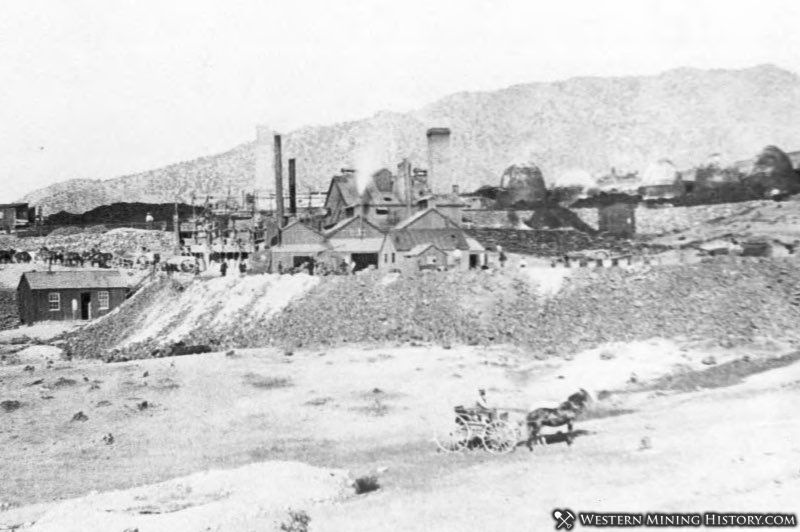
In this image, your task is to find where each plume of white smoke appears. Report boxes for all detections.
[351,137,390,195]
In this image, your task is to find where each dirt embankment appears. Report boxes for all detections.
[63,256,800,360]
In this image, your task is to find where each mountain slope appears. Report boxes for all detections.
[23,64,800,214]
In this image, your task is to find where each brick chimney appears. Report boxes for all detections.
[426,127,453,195]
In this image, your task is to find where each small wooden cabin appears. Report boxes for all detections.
[17,271,128,324]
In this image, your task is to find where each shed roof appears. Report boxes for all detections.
[270,243,329,254]
[388,228,469,252]
[20,270,128,290]
[327,237,384,254]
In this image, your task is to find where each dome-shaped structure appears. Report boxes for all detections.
[500,163,547,205]
[746,145,800,196]
[752,146,794,177]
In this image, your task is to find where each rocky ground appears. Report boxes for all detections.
[60,255,800,361]
[0,227,175,255]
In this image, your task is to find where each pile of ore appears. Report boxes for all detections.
[245,257,800,356]
[238,271,486,348]
[0,227,175,254]
[62,256,800,361]
[468,228,668,256]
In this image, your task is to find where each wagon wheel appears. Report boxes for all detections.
[481,419,520,455]
[434,419,472,453]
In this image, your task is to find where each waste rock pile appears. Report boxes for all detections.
[63,256,800,360]
[0,227,175,255]
[63,274,319,361]
[468,228,667,256]
[251,257,800,355]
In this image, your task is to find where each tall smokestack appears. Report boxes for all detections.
[426,127,452,195]
[274,134,284,227]
[288,158,297,216]
[255,125,275,209]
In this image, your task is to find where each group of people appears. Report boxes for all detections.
[219,260,247,277]
[276,257,357,276]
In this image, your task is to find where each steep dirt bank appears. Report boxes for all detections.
[63,256,800,360]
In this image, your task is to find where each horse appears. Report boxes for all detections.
[63,251,84,267]
[522,389,592,451]
[87,251,113,268]
[14,251,32,263]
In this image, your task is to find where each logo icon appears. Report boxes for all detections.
[553,509,576,530]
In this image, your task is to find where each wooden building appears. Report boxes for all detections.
[322,215,385,271]
[378,208,485,272]
[269,220,329,272]
[597,201,637,237]
[17,271,128,324]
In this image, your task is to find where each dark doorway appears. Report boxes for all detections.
[80,292,91,320]
[351,253,378,271]
[293,256,312,268]
[469,254,479,269]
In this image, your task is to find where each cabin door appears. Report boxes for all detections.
[80,292,91,320]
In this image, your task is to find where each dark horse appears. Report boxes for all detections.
[523,389,592,450]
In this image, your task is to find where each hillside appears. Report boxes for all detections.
[22,64,800,215]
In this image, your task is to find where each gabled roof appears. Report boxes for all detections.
[20,270,128,291]
[388,228,470,252]
[393,207,459,230]
[270,243,329,254]
[405,243,443,257]
[323,215,383,239]
[325,174,362,209]
[281,219,325,237]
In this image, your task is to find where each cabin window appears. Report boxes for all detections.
[391,253,395,263]
[345,207,354,217]
[98,291,110,310]
[383,197,392,202]
[48,292,60,311]
[376,208,388,215]
[384,253,388,263]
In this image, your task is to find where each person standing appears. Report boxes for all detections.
[220,260,228,277]
[238,261,247,276]
[498,245,507,268]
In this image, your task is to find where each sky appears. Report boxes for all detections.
[1,0,799,202]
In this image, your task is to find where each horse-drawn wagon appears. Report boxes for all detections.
[434,405,522,454]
